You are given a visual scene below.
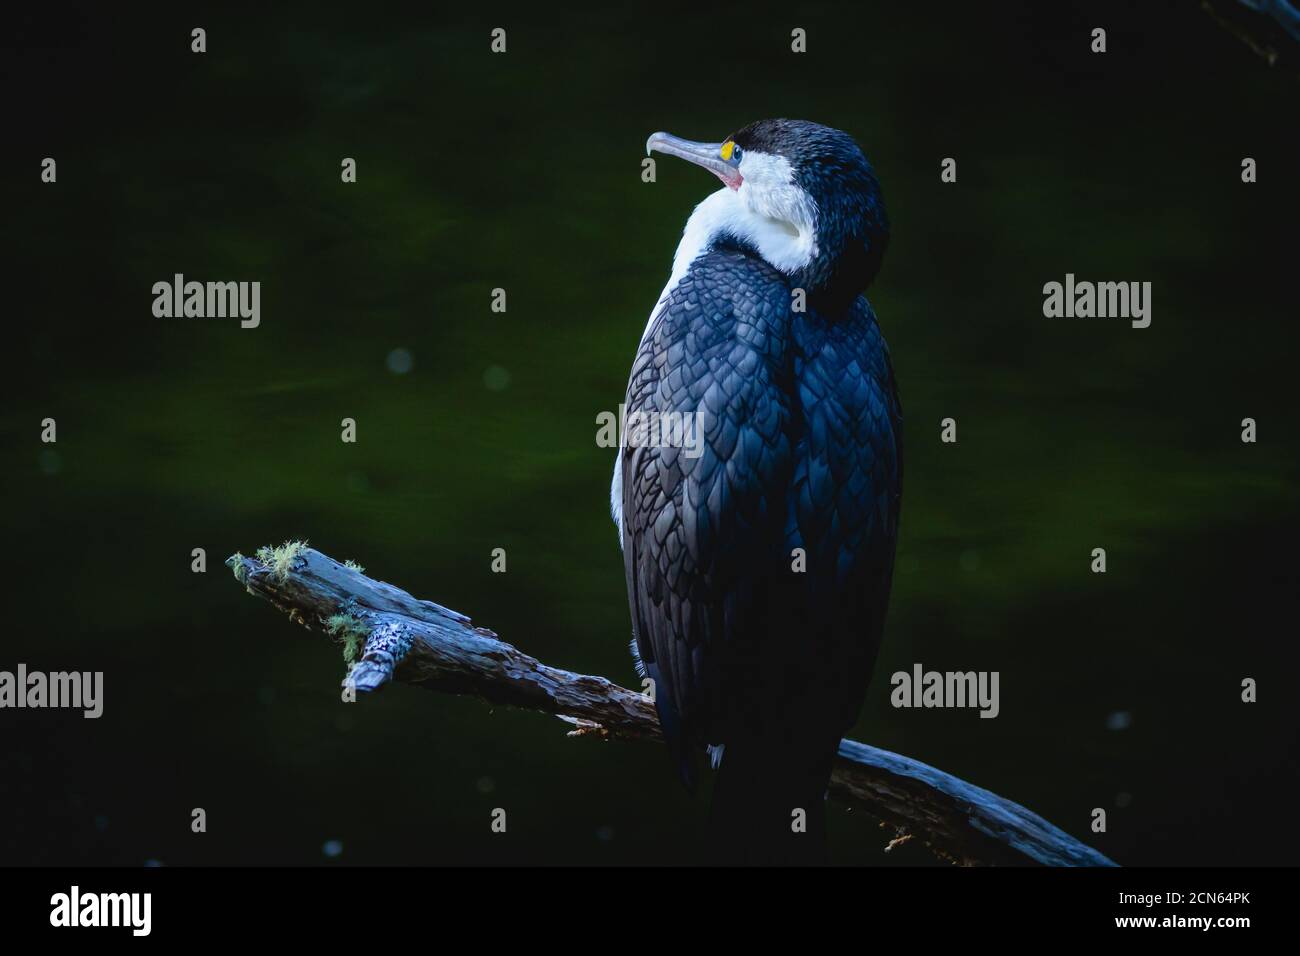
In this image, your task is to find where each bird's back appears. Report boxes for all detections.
[620,242,903,798]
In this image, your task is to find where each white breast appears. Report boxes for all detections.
[610,456,624,547]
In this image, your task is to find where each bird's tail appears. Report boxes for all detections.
[707,737,837,865]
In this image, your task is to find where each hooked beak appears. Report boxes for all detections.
[646,131,743,190]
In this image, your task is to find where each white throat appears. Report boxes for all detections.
[644,159,818,341]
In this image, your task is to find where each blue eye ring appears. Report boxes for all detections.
[730,145,744,165]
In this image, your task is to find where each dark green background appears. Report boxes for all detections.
[3,1,1297,865]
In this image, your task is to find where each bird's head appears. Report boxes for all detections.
[647,119,889,302]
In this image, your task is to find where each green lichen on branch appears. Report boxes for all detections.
[343,559,365,573]
[228,552,249,585]
[324,599,370,664]
[255,539,309,582]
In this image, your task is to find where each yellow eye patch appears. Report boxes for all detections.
[720,140,735,161]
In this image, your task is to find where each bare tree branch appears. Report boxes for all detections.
[1202,0,1300,67]
[227,544,1116,867]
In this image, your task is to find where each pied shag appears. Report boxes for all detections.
[612,119,902,862]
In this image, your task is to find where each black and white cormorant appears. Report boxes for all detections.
[612,119,902,862]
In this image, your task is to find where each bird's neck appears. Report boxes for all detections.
[663,188,817,298]
[659,187,882,316]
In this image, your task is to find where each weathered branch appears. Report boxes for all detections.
[227,543,1116,867]
[1201,0,1300,68]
